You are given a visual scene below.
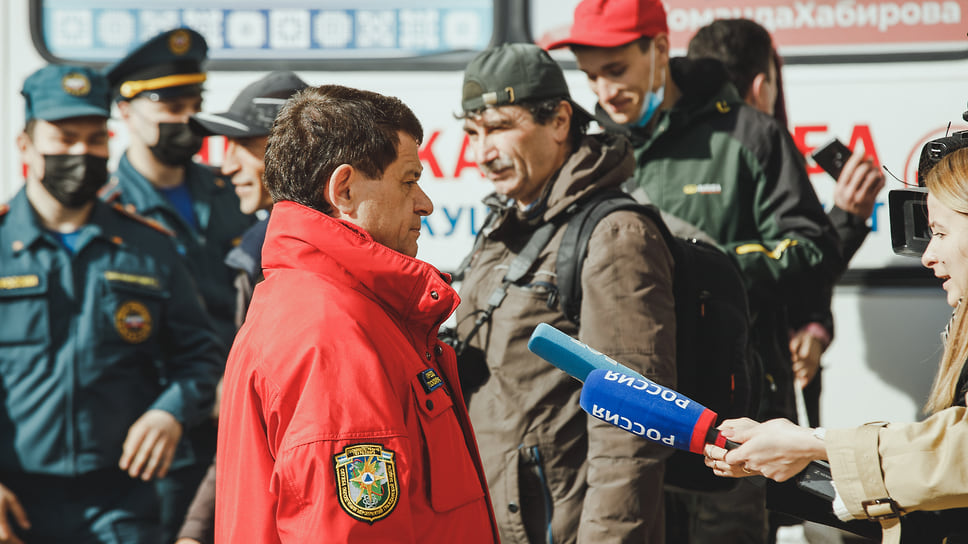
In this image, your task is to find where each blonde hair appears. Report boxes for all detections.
[923,147,968,413]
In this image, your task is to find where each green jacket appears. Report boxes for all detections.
[618,58,843,420]
[103,154,254,351]
[0,190,222,476]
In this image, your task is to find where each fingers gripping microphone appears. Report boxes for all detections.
[580,368,730,454]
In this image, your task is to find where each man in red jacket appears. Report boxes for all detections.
[215,84,499,543]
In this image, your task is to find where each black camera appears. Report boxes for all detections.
[889,124,968,257]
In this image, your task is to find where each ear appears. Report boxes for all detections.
[327,164,358,218]
[746,72,771,113]
[16,131,40,182]
[652,33,670,62]
[15,131,30,156]
[116,100,132,121]
[552,101,572,144]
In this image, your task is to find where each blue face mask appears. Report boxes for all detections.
[630,44,666,128]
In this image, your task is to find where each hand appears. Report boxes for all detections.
[174,539,202,544]
[210,377,224,422]
[789,326,824,389]
[119,409,183,481]
[833,149,885,219]
[707,418,826,483]
[704,417,761,478]
[0,482,29,544]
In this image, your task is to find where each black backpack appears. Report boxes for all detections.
[556,189,757,492]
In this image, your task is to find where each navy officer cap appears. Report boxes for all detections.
[190,71,309,138]
[105,27,207,101]
[22,65,111,122]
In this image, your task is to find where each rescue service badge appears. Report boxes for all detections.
[168,29,191,56]
[114,300,152,343]
[61,72,91,96]
[334,444,399,523]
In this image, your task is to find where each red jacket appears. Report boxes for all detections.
[216,201,499,543]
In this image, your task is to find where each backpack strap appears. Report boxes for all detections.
[452,207,500,282]
[557,189,675,325]
[453,218,559,355]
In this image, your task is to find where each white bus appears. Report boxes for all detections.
[2,0,965,428]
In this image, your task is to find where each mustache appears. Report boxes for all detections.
[479,156,514,175]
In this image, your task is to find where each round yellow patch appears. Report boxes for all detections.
[114,300,153,344]
[61,73,91,97]
[168,29,192,56]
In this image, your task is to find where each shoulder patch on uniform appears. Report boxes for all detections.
[110,203,175,237]
[333,444,399,524]
[0,204,9,217]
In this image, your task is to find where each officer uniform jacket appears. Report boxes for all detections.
[617,57,843,421]
[215,201,499,544]
[456,133,677,544]
[103,154,254,350]
[0,189,222,477]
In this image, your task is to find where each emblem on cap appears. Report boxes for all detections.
[61,73,91,97]
[168,29,192,56]
[334,444,399,523]
[114,300,153,343]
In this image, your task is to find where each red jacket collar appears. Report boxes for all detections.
[261,201,458,331]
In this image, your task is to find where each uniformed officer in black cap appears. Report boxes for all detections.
[174,71,309,544]
[101,27,254,543]
[0,63,222,544]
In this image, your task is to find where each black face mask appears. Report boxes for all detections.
[150,122,204,166]
[40,154,108,208]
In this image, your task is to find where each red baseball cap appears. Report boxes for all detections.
[544,0,669,50]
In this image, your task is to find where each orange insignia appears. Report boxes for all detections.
[0,204,8,216]
[214,178,225,188]
[169,29,191,56]
[111,236,124,245]
[111,203,175,237]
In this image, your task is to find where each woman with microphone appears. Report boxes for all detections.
[704,147,968,544]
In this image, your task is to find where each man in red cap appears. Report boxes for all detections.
[547,1,844,543]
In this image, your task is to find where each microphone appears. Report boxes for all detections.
[527,322,647,382]
[529,324,835,501]
[528,323,737,452]
[580,367,731,454]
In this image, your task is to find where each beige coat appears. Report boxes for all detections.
[456,133,677,544]
[827,406,968,543]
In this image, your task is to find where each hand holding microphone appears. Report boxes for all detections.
[528,323,737,454]
[705,418,830,484]
[528,323,835,501]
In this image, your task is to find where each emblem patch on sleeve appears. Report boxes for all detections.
[333,444,399,524]
[114,300,152,343]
